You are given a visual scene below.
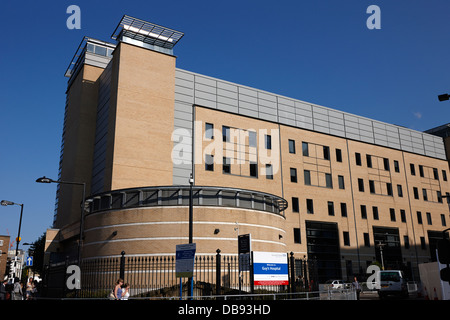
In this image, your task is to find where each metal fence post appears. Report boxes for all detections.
[289,252,296,294]
[216,249,221,295]
[120,251,126,280]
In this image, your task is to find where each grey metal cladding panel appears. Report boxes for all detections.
[312,105,328,116]
[195,90,217,103]
[260,98,278,111]
[295,107,313,120]
[176,69,195,81]
[195,75,216,87]
[258,91,277,102]
[195,98,217,109]
[239,108,259,118]
[278,96,295,107]
[175,85,194,97]
[217,103,239,114]
[217,88,238,100]
[295,101,312,112]
[278,109,295,120]
[238,86,258,97]
[278,116,296,126]
[217,80,238,92]
[313,118,330,129]
[239,100,258,111]
[239,92,258,105]
[175,77,194,89]
[195,82,216,95]
[259,112,277,122]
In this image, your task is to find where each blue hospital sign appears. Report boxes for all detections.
[253,252,289,286]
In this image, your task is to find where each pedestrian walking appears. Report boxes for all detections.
[26,278,34,300]
[121,283,130,300]
[352,276,361,300]
[12,278,22,300]
[0,279,7,300]
[114,278,123,300]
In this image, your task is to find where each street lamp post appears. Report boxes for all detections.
[1,200,24,281]
[188,173,194,298]
[36,176,86,267]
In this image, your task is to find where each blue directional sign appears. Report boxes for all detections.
[26,256,33,267]
[175,243,196,277]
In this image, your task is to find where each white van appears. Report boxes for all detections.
[378,270,409,299]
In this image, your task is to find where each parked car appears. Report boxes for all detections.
[325,279,344,289]
[378,270,409,299]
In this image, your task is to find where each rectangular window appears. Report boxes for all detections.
[364,233,370,247]
[433,168,439,180]
[410,163,416,176]
[325,173,333,188]
[443,170,447,181]
[343,232,350,246]
[383,158,390,171]
[249,131,257,148]
[358,178,364,192]
[386,183,393,196]
[420,237,426,250]
[404,236,410,249]
[419,165,424,177]
[290,168,297,183]
[366,155,372,168]
[306,199,314,214]
[372,206,379,220]
[401,209,406,223]
[205,123,214,139]
[338,175,345,189]
[294,228,301,244]
[361,205,367,219]
[223,157,231,174]
[422,188,428,201]
[222,126,230,142]
[250,162,258,178]
[341,202,347,217]
[323,146,330,160]
[292,197,299,213]
[441,214,447,227]
[304,170,311,185]
[205,154,214,171]
[426,212,432,225]
[302,142,309,156]
[397,184,403,197]
[328,201,335,216]
[355,153,361,166]
[265,134,272,150]
[369,180,375,194]
[336,149,342,162]
[390,208,396,222]
[417,211,423,224]
[413,187,419,199]
[437,191,443,203]
[394,160,400,173]
[288,139,296,154]
[265,164,273,180]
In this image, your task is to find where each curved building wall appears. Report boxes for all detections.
[82,186,287,259]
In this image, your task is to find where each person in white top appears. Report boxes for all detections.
[121,283,130,300]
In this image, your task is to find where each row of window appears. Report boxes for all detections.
[291,197,447,227]
[293,227,430,250]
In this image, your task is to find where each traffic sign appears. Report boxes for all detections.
[26,256,33,267]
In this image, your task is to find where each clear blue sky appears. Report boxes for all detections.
[1,0,450,250]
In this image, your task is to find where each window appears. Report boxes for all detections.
[323,146,330,160]
[302,142,309,156]
[223,157,231,174]
[426,212,432,225]
[417,211,423,224]
[304,170,311,185]
[400,209,406,223]
[338,175,345,190]
[250,162,258,177]
[288,139,296,154]
[420,237,426,250]
[372,206,379,220]
[422,188,428,201]
[419,165,424,177]
[366,155,372,168]
[205,154,214,171]
[364,233,370,247]
[294,228,301,244]
[441,214,447,227]
[306,199,314,214]
[358,178,364,192]
[355,153,362,166]
[222,126,230,142]
[386,183,393,196]
[290,168,297,183]
[437,191,443,203]
[249,131,257,148]
[325,173,333,188]
[328,201,335,216]
[404,236,410,249]
[390,208,396,222]
[265,134,272,150]
[336,149,342,162]
[341,202,347,217]
[433,168,439,180]
[394,160,400,173]
[292,197,299,213]
[443,170,447,182]
[361,205,367,219]
[397,184,403,197]
[410,163,416,176]
[205,123,214,139]
[266,164,273,180]
[343,232,350,246]
[369,180,375,194]
[383,158,390,171]
[413,187,419,199]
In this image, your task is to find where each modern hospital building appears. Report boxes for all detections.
[44,16,450,283]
